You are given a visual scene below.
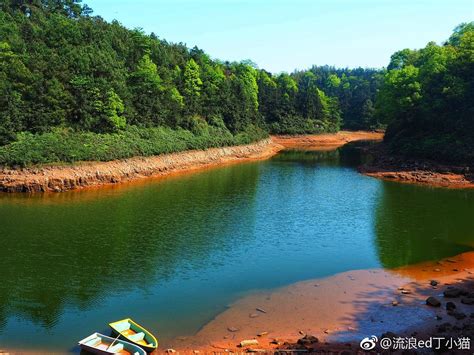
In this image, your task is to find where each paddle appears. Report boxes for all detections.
[106,332,123,351]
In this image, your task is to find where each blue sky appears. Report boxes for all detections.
[86,0,473,73]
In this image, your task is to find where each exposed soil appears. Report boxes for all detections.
[272,131,384,151]
[164,253,474,354]
[359,144,474,189]
[0,139,283,193]
[0,131,384,194]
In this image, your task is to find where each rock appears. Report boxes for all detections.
[437,323,452,333]
[430,280,439,286]
[257,332,268,337]
[436,315,443,320]
[298,330,305,335]
[240,339,259,347]
[401,290,411,294]
[461,297,474,305]
[448,310,466,320]
[392,300,399,306]
[228,326,239,332]
[323,329,329,334]
[446,301,456,311]
[256,307,267,313]
[270,339,282,345]
[434,268,441,272]
[426,296,441,307]
[444,287,463,298]
[381,331,398,339]
[249,313,259,318]
[165,349,176,353]
[297,335,319,345]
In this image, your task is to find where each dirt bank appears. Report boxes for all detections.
[359,144,474,189]
[0,139,283,193]
[272,130,384,150]
[164,252,474,353]
[0,131,384,193]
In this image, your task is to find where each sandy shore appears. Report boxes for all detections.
[272,131,384,151]
[165,253,474,353]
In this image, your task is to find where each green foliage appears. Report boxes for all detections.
[103,89,126,132]
[379,22,474,164]
[183,58,202,114]
[6,2,469,168]
[3,1,347,153]
[0,125,268,167]
[1,0,390,165]
[290,66,381,130]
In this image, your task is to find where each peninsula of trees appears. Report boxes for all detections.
[378,23,473,165]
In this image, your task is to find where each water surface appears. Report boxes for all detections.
[0,144,473,352]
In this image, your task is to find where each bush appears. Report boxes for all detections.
[0,124,268,167]
[269,114,329,135]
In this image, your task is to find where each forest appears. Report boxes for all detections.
[0,1,472,166]
[378,22,474,165]
[0,0,380,166]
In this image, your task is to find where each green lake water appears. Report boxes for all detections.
[0,143,473,352]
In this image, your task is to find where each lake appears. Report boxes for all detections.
[0,143,473,352]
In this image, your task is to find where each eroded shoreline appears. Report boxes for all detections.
[0,131,383,193]
[1,129,471,193]
[0,138,283,193]
[359,144,474,189]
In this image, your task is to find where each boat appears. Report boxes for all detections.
[78,332,146,355]
[109,318,158,353]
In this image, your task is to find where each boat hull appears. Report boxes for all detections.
[109,318,158,353]
[78,332,146,355]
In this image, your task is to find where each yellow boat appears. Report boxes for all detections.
[109,318,158,353]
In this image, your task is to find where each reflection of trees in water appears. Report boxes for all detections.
[374,182,474,269]
[271,149,340,167]
[0,163,261,329]
[273,141,375,168]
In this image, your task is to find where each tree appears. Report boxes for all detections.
[128,54,164,125]
[361,99,375,129]
[380,22,474,164]
[101,89,125,132]
[183,58,202,115]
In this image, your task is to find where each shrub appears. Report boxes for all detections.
[0,124,269,167]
